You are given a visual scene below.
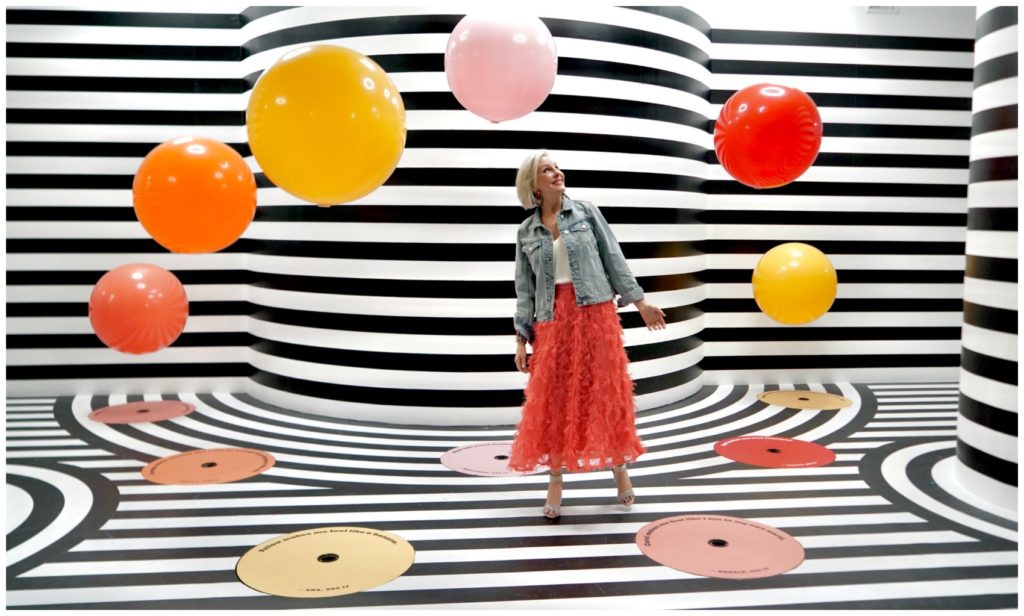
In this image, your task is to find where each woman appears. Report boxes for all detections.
[509,150,666,519]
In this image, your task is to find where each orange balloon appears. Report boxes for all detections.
[133,136,256,253]
[89,264,189,354]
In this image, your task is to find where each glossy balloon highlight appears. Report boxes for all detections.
[133,136,256,253]
[752,243,837,325]
[89,263,189,354]
[445,12,557,123]
[714,83,822,188]
[247,44,406,205]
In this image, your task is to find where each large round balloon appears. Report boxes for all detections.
[714,83,822,189]
[247,44,406,205]
[752,243,837,325]
[89,264,189,354]
[133,136,256,253]
[445,12,557,123]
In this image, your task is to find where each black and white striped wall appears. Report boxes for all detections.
[699,4,976,386]
[6,6,710,424]
[955,3,1017,512]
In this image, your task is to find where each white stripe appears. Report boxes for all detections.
[878,413,957,419]
[707,194,966,213]
[952,459,1020,514]
[6,483,33,535]
[6,284,239,303]
[5,377,249,399]
[707,253,965,271]
[865,421,956,428]
[974,24,1020,64]
[7,315,246,335]
[711,42,971,68]
[707,224,963,242]
[6,439,86,447]
[959,368,1018,412]
[880,441,1016,542]
[962,276,1018,311]
[62,459,145,469]
[828,442,892,449]
[4,420,61,427]
[702,467,861,479]
[968,128,1019,161]
[6,57,238,78]
[967,180,1019,208]
[972,77,1020,114]
[4,251,247,271]
[877,404,957,410]
[957,414,1018,463]
[6,465,94,566]
[707,165,967,184]
[704,367,959,386]
[714,74,973,98]
[6,347,247,366]
[705,340,960,356]
[869,383,958,390]
[709,282,963,299]
[4,429,68,437]
[5,449,119,459]
[118,482,329,495]
[961,322,1018,362]
[934,456,1018,522]
[115,480,871,512]
[100,495,891,530]
[857,431,956,437]
[874,396,958,402]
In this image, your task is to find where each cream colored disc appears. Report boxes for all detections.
[235,526,415,598]
[758,390,852,410]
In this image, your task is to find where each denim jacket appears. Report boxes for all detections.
[514,196,644,343]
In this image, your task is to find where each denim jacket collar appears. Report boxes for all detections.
[527,195,575,232]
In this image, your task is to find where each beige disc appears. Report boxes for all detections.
[236,527,415,598]
[758,390,852,410]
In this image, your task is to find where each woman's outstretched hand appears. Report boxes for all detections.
[514,341,530,372]
[635,299,667,330]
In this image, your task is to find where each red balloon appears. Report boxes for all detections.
[714,83,822,189]
[89,264,189,354]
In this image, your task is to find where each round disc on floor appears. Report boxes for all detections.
[758,390,851,410]
[715,435,835,468]
[440,442,547,476]
[141,448,275,484]
[236,526,415,598]
[636,514,805,579]
[89,400,195,424]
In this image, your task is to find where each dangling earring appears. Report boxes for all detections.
[534,191,542,205]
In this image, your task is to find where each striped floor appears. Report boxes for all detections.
[5,383,1018,609]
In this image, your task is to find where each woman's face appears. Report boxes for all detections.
[534,155,565,201]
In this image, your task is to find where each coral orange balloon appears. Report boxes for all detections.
[714,83,822,188]
[247,44,406,205]
[752,243,837,325]
[89,264,189,354]
[133,136,256,253]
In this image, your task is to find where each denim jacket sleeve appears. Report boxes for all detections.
[513,227,537,343]
[584,201,644,307]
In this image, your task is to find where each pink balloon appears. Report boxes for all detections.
[445,12,557,123]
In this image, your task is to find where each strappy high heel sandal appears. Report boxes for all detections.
[611,464,634,508]
[543,472,563,519]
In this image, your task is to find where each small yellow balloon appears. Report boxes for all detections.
[752,242,837,325]
[247,44,406,205]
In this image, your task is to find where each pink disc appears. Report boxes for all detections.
[440,442,547,476]
[637,514,805,579]
[715,435,835,468]
[88,401,195,424]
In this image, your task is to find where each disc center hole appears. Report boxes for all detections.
[798,397,810,401]
[766,448,782,454]
[494,454,509,461]
[137,409,150,413]
[317,553,339,563]
[708,538,729,548]
[201,462,218,468]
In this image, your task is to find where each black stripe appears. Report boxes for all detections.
[703,269,963,284]
[700,354,960,370]
[558,58,708,97]
[5,333,255,349]
[711,29,973,52]
[712,59,971,81]
[744,596,1016,610]
[700,298,965,313]
[5,270,256,285]
[6,238,256,253]
[780,153,968,169]
[969,156,1019,183]
[965,255,1018,283]
[3,473,64,551]
[700,209,966,226]
[703,181,966,198]
[5,9,240,28]
[976,5,1019,39]
[709,90,971,110]
[626,5,710,34]
[6,363,254,380]
[701,327,961,342]
[820,124,970,140]
[963,301,1018,334]
[973,52,1019,89]
[960,347,1018,386]
[5,141,252,158]
[6,75,243,94]
[5,42,240,61]
[698,239,965,255]
[956,439,1017,486]
[971,104,1019,136]
[967,207,1017,231]
[6,301,250,318]
[958,392,1019,436]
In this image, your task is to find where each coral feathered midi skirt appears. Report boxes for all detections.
[509,283,646,472]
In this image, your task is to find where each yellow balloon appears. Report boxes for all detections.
[247,45,406,205]
[752,242,837,325]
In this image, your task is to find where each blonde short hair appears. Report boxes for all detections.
[515,149,549,210]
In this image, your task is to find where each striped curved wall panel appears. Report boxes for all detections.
[6,6,710,424]
[700,5,976,385]
[955,4,1017,511]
